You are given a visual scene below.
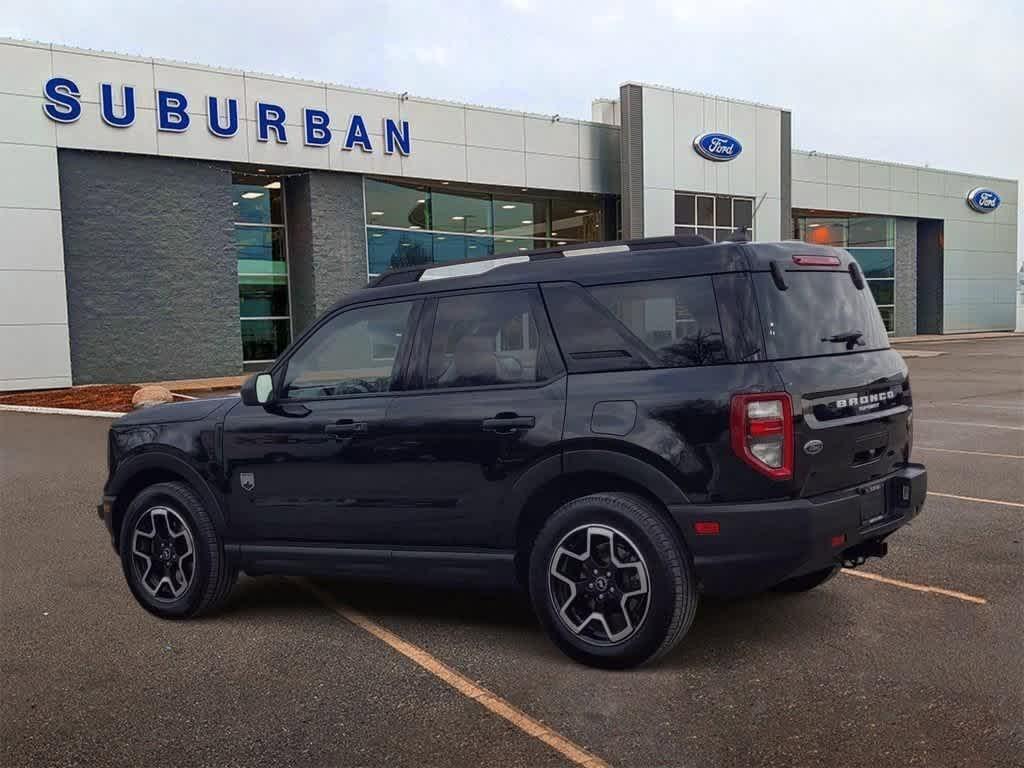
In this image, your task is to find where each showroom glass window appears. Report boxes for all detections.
[794,215,895,333]
[674,192,754,243]
[233,174,291,370]
[364,178,612,278]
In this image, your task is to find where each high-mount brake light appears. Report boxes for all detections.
[792,254,841,266]
[730,393,794,480]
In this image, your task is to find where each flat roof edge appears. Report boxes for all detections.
[620,80,789,113]
[793,148,1019,185]
[0,36,616,129]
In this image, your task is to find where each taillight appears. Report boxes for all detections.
[730,393,794,480]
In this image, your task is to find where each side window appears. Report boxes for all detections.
[588,277,726,367]
[283,301,414,400]
[425,290,553,389]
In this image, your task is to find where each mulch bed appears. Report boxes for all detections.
[0,384,140,413]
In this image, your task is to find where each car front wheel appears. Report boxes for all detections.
[528,492,698,669]
[119,481,236,619]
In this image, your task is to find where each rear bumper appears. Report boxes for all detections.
[669,463,927,596]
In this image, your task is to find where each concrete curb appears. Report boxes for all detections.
[0,404,123,418]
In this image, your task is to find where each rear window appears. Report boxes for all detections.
[752,271,890,359]
[589,277,726,367]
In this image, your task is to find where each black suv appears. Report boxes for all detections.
[99,236,926,668]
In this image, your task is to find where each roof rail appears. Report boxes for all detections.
[367,234,713,287]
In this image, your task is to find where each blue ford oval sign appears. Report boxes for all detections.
[966,187,1000,213]
[693,132,742,162]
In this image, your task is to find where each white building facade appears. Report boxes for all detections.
[0,39,1018,390]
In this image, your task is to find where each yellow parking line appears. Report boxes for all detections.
[841,569,987,604]
[298,578,610,768]
[929,491,1024,509]
[916,445,1022,460]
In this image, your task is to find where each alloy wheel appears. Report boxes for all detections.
[130,505,197,602]
[547,524,651,645]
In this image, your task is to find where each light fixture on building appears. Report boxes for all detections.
[451,215,465,221]
[241,191,264,199]
[263,181,281,189]
[441,181,449,185]
[501,204,516,210]
[475,228,487,233]
[257,168,267,172]
[370,211,384,216]
[416,198,426,204]
[557,241,566,245]
[551,231,558,236]
[518,247,527,251]
[521,219,532,224]
[574,208,588,214]
[232,202,238,206]
[409,225,421,229]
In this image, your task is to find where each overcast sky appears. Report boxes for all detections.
[4,0,1021,263]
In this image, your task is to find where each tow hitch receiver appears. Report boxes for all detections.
[841,539,888,568]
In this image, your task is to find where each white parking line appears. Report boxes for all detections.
[916,446,1023,460]
[916,418,1024,432]
[928,491,1024,509]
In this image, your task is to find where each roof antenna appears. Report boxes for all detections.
[725,193,767,242]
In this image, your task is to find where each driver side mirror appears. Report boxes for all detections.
[241,372,276,406]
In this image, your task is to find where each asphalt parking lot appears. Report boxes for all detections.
[1,337,1021,768]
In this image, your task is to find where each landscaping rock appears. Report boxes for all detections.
[131,385,174,409]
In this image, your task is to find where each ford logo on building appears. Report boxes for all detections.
[966,187,1001,213]
[693,132,742,162]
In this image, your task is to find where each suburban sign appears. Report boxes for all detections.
[966,187,1001,213]
[693,132,742,162]
[41,76,412,155]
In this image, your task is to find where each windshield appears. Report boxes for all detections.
[752,271,890,359]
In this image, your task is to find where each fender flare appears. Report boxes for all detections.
[505,448,689,546]
[562,449,689,506]
[109,450,228,534]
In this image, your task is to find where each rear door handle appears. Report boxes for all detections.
[482,416,535,433]
[325,421,368,436]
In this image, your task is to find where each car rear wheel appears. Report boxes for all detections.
[528,492,697,669]
[772,565,840,593]
[119,481,236,619]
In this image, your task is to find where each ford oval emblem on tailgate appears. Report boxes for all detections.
[803,439,824,455]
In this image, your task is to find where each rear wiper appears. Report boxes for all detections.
[821,330,865,350]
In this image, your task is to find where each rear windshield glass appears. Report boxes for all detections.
[752,271,890,359]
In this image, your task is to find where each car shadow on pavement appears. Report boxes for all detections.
[216,575,848,668]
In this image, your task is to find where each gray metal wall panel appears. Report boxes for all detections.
[619,84,644,239]
[58,150,241,384]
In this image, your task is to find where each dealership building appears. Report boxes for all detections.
[0,37,1019,391]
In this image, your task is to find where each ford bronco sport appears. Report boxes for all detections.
[99,236,927,668]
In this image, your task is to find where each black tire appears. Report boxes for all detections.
[772,565,840,593]
[528,492,698,669]
[119,481,237,619]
